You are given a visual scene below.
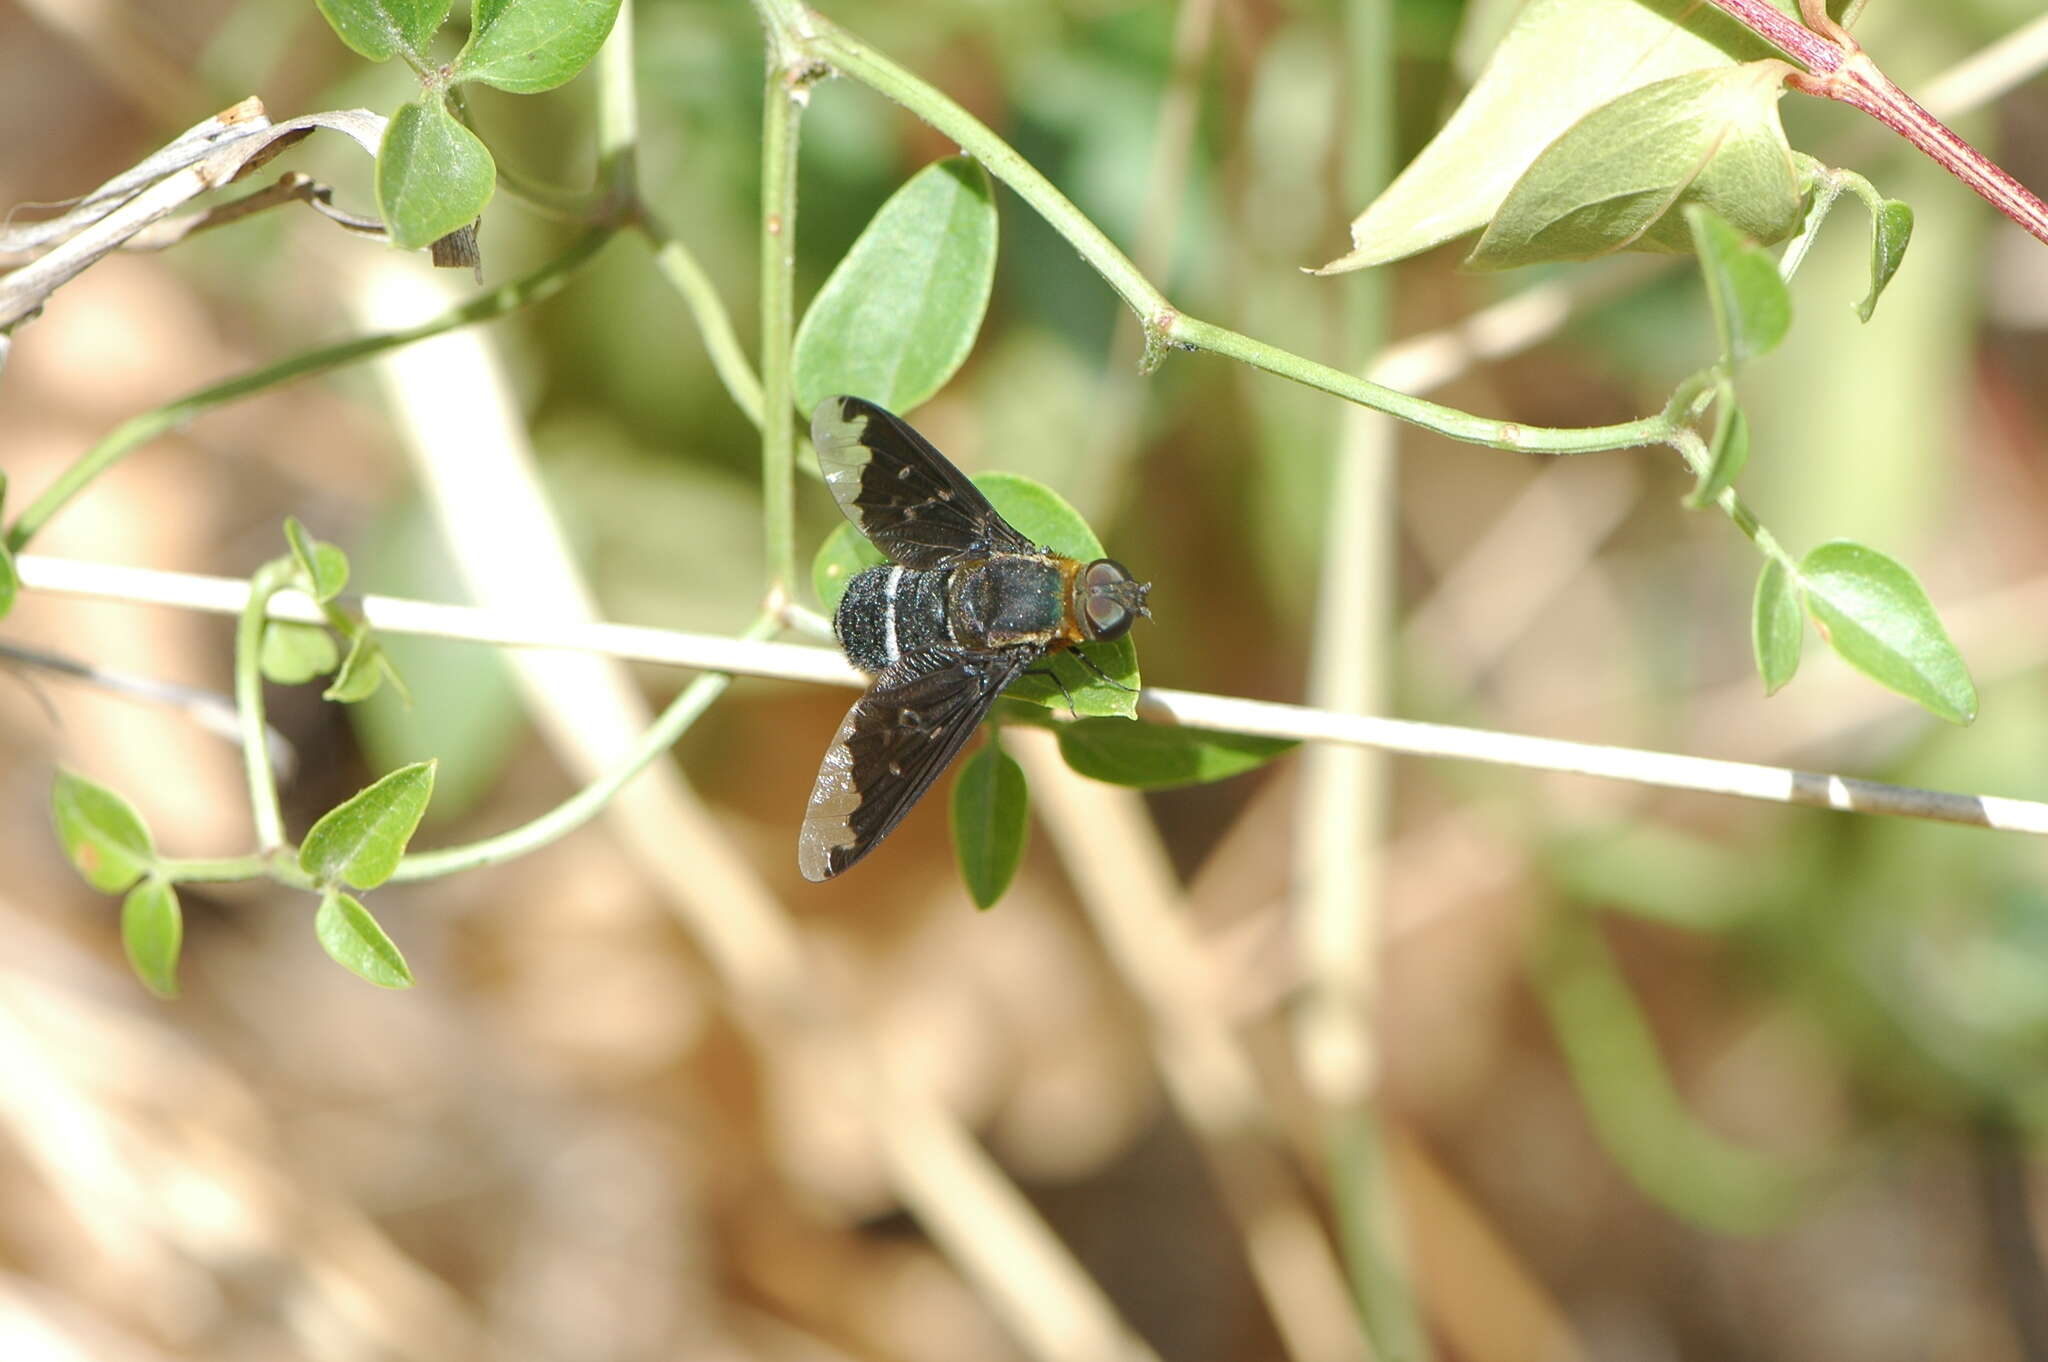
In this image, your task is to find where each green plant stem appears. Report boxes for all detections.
[1173,316,1675,453]
[236,561,291,851]
[757,48,805,598]
[641,215,767,428]
[159,852,314,889]
[5,227,614,553]
[595,0,639,202]
[388,613,778,881]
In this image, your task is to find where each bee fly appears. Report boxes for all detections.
[799,395,1153,882]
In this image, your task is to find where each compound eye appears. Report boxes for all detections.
[1081,559,1135,641]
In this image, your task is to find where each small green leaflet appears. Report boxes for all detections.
[122,878,183,999]
[792,158,999,419]
[454,0,622,94]
[314,0,450,64]
[51,769,155,893]
[1752,558,1803,695]
[316,890,415,989]
[1686,385,1750,509]
[259,621,341,686]
[1056,719,1295,789]
[1799,541,1975,724]
[376,98,495,251]
[1858,199,1913,324]
[951,741,1029,909]
[299,760,437,890]
[1686,204,1791,366]
[284,517,350,603]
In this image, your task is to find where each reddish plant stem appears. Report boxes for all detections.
[1698,0,1842,70]
[1811,55,2048,248]
[1698,0,2048,248]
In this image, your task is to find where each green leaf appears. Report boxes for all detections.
[792,157,999,418]
[51,769,155,893]
[1857,199,1914,324]
[1319,0,1792,273]
[950,741,1029,909]
[298,760,437,890]
[1686,203,1792,365]
[324,630,389,704]
[1467,64,1805,271]
[121,878,183,999]
[1800,541,1976,723]
[453,0,621,93]
[1752,558,1803,695]
[376,97,495,252]
[314,0,450,62]
[284,517,350,602]
[808,472,1144,718]
[315,890,415,989]
[0,541,16,622]
[1056,718,1295,789]
[259,621,341,685]
[1686,385,1750,509]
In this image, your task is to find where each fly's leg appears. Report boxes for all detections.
[1020,663,1080,719]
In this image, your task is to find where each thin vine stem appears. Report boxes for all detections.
[639,214,766,428]
[756,47,804,597]
[235,561,291,851]
[5,226,613,553]
[388,613,780,882]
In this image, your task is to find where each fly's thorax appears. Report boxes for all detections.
[945,554,1065,650]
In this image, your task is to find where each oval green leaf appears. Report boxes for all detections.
[315,890,415,989]
[377,97,496,252]
[950,741,1029,909]
[260,621,341,686]
[0,542,16,622]
[1318,0,1790,273]
[792,157,998,419]
[1686,385,1750,509]
[1686,203,1792,365]
[453,0,621,94]
[809,472,1143,718]
[1467,63,1804,271]
[1752,557,1803,695]
[1056,718,1295,790]
[122,878,183,999]
[314,0,450,62]
[299,760,437,889]
[1857,199,1913,324]
[1799,541,1975,723]
[51,768,155,893]
[285,517,350,603]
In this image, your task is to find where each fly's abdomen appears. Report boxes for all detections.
[835,564,955,673]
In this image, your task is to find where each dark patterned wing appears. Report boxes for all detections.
[798,647,1036,881]
[811,395,1035,568]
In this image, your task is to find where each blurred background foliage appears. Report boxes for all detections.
[6,0,2048,1359]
